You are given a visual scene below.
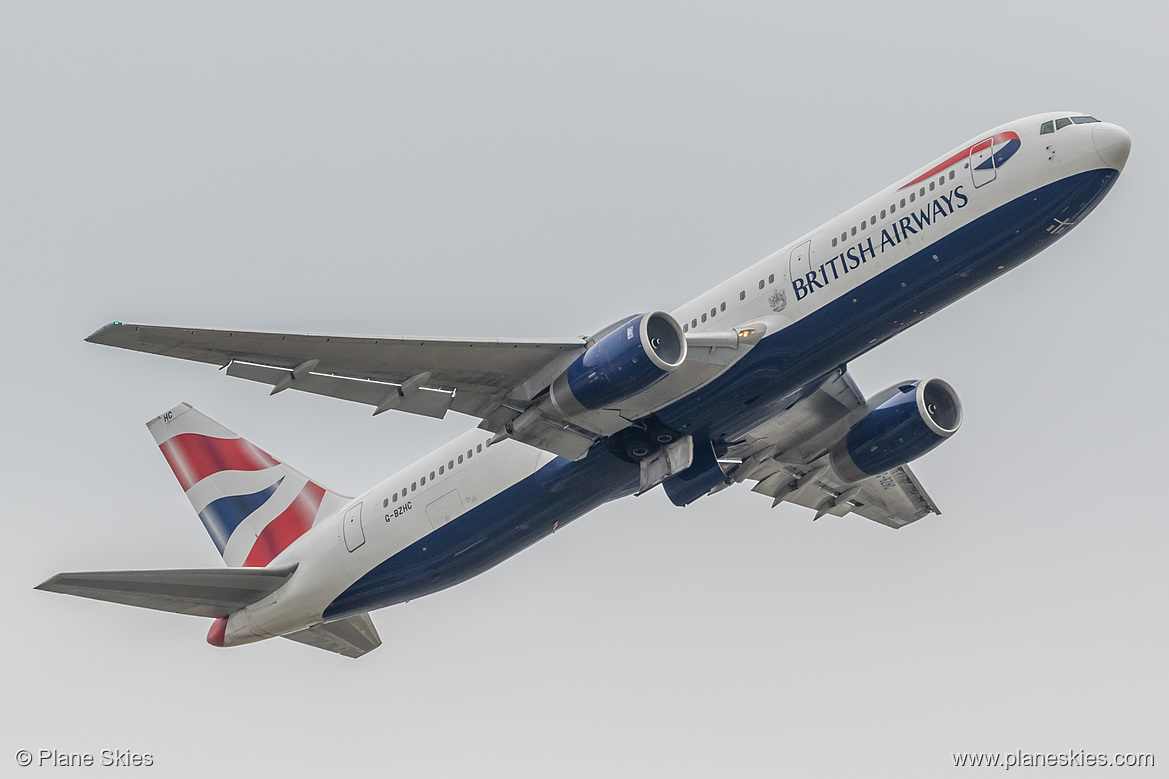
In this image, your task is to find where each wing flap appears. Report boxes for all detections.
[848,465,939,528]
[226,360,454,419]
[35,565,298,618]
[747,458,938,528]
[282,613,382,658]
[477,404,598,461]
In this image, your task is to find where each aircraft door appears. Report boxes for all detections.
[343,502,365,552]
[788,240,812,287]
[969,137,997,188]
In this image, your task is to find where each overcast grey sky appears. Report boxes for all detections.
[3,2,1165,777]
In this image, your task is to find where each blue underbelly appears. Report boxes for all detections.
[324,444,639,618]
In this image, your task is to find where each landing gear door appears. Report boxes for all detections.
[343,502,365,552]
[969,137,996,188]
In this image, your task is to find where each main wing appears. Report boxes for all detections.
[724,368,942,529]
[87,321,592,455]
[87,317,773,461]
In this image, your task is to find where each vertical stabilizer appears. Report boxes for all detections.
[148,403,350,566]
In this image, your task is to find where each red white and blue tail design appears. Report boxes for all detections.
[148,403,350,567]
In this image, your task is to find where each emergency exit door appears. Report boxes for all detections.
[343,502,365,552]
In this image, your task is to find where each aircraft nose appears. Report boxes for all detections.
[1092,123,1131,171]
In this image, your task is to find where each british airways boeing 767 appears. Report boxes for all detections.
[38,112,1130,657]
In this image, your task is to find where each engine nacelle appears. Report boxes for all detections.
[829,378,962,483]
[550,312,687,416]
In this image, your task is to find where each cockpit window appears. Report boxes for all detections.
[1042,116,1100,134]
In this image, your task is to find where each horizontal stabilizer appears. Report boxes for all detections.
[282,613,382,658]
[35,565,297,618]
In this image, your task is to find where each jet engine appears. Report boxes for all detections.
[549,312,687,416]
[829,378,962,483]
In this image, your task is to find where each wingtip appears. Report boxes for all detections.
[85,321,125,344]
[34,573,63,592]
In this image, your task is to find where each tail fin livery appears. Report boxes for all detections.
[148,403,350,567]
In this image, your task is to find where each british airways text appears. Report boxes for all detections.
[793,186,969,301]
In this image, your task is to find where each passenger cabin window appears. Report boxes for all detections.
[477,444,483,453]
[720,302,726,311]
[392,492,398,501]
[768,274,774,283]
[701,313,707,322]
[739,291,745,300]
[383,498,389,508]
